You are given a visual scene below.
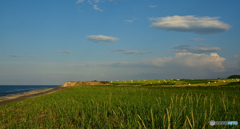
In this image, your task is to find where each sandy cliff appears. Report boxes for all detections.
[61,81,110,87]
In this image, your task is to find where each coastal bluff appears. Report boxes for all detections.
[61,81,110,87]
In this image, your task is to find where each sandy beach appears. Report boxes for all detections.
[0,86,66,105]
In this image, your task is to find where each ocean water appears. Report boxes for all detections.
[0,85,59,97]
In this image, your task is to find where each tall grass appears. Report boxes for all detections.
[0,85,239,128]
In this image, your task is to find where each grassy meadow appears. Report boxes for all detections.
[0,79,240,128]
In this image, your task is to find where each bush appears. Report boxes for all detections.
[100,81,110,84]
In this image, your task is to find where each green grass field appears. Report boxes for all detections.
[0,79,240,128]
[111,79,240,87]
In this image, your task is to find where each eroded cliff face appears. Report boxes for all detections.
[62,81,78,87]
[61,81,110,87]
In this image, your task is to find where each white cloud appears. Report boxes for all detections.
[56,50,72,53]
[123,18,139,23]
[93,4,103,11]
[149,5,157,8]
[93,0,100,3]
[87,0,101,4]
[149,15,231,34]
[76,0,84,3]
[10,55,34,57]
[189,38,205,41]
[88,35,119,42]
[172,44,221,54]
[123,20,133,23]
[112,49,155,54]
[107,52,226,72]
[170,53,225,72]
[87,0,93,4]
[77,0,113,11]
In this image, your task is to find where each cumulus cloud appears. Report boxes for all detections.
[189,38,205,41]
[149,5,157,8]
[56,51,72,53]
[88,35,119,42]
[112,49,155,54]
[149,15,231,34]
[172,44,221,54]
[93,4,103,11]
[10,55,34,57]
[107,52,226,72]
[76,0,84,3]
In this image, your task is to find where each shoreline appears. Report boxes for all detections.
[0,86,66,106]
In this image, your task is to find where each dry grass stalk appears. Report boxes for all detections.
[186,116,193,129]
[138,115,146,129]
[166,108,171,129]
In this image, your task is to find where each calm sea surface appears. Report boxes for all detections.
[0,85,59,97]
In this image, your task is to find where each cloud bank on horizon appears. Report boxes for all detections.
[106,52,226,72]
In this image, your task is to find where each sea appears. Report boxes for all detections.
[0,85,59,97]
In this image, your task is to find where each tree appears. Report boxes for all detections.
[227,75,240,79]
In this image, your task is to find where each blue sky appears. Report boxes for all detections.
[1,0,240,85]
